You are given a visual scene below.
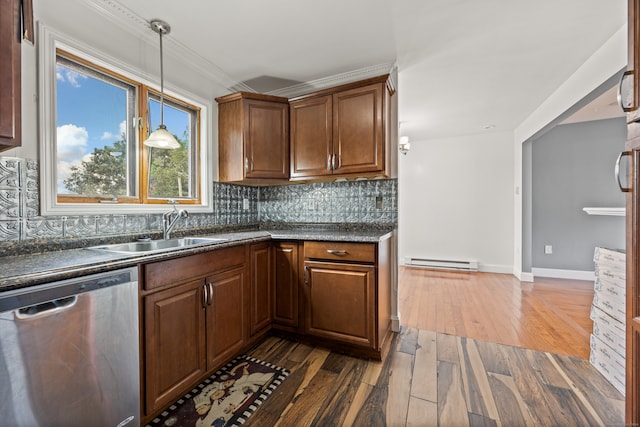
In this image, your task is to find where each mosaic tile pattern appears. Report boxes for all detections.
[213,182,260,225]
[260,179,397,224]
[0,155,397,245]
[0,157,22,220]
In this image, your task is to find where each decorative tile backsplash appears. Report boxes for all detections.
[260,179,397,224]
[0,156,397,245]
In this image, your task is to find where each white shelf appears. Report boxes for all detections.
[582,207,625,217]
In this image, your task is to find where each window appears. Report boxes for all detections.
[39,26,210,215]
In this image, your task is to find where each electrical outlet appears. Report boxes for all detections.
[243,198,249,210]
[544,245,553,254]
[376,196,383,209]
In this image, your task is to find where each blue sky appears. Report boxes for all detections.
[55,63,189,193]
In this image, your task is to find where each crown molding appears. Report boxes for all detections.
[79,0,394,98]
[266,62,397,98]
[81,0,252,92]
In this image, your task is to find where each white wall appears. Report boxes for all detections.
[398,131,514,273]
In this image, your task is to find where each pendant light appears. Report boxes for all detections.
[144,19,180,149]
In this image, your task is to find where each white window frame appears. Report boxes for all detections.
[38,24,212,215]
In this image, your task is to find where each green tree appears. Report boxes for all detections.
[64,139,127,197]
[148,131,190,198]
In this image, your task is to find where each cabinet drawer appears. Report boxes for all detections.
[304,241,375,263]
[144,244,246,291]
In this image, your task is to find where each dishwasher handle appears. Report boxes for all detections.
[15,296,78,320]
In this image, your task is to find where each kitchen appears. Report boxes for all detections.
[0,0,633,426]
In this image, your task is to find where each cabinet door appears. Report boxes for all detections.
[273,242,299,329]
[250,242,272,336]
[144,279,207,415]
[0,0,21,151]
[304,260,375,348]
[244,99,289,179]
[206,266,246,369]
[290,95,333,178]
[332,83,384,175]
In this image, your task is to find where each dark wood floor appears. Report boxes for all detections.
[243,329,624,426]
[238,269,624,426]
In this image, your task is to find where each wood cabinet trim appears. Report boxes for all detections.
[216,91,289,104]
[289,74,391,102]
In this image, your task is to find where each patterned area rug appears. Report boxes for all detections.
[147,355,289,427]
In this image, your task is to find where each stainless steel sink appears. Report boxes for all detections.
[89,237,228,254]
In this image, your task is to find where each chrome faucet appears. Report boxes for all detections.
[162,208,188,240]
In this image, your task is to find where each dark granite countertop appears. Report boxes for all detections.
[0,228,393,292]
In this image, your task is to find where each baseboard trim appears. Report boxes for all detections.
[532,267,595,281]
[478,263,513,274]
[390,315,401,332]
[513,271,534,282]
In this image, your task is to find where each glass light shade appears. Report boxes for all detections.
[144,124,180,149]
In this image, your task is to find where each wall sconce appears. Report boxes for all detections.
[399,136,411,155]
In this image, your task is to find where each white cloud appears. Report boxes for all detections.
[100,120,128,142]
[56,124,89,193]
[57,124,88,162]
[101,131,114,140]
[56,65,87,88]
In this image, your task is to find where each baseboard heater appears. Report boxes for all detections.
[405,257,479,272]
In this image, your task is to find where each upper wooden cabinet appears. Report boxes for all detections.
[290,75,394,179]
[0,0,22,152]
[216,92,290,182]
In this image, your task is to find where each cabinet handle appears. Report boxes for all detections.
[615,151,632,193]
[336,153,341,170]
[327,154,332,171]
[207,283,214,306]
[303,266,308,285]
[202,284,209,307]
[618,70,636,112]
[327,249,348,256]
[244,157,249,174]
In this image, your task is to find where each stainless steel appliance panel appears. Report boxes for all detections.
[0,267,140,427]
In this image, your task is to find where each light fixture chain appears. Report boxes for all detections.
[159,26,164,126]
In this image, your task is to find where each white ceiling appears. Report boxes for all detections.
[107,0,626,142]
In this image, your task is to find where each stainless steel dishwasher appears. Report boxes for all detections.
[0,267,140,427]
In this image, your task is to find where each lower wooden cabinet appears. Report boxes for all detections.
[206,266,247,369]
[140,236,393,420]
[301,239,392,356]
[143,278,207,415]
[303,261,376,348]
[250,242,272,336]
[272,242,300,330]
[141,245,248,420]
